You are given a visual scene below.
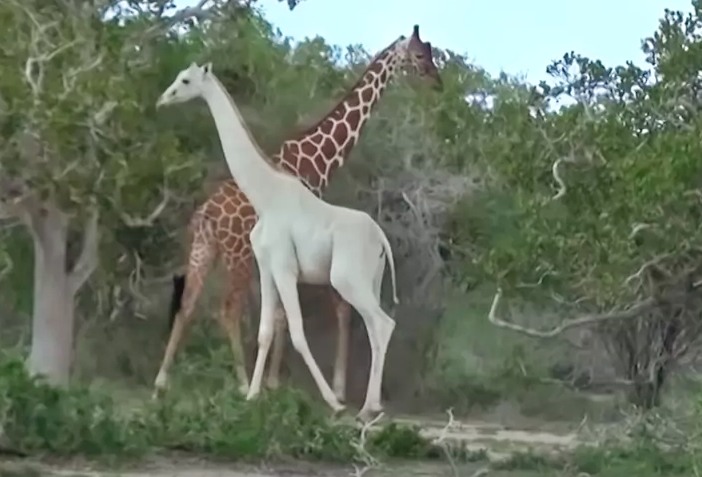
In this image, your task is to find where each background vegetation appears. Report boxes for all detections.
[3,0,702,475]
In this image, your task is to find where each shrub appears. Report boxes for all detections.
[0,354,433,463]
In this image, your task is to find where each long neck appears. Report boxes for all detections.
[275,43,404,195]
[202,75,284,213]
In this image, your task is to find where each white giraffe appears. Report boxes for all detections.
[156,61,399,421]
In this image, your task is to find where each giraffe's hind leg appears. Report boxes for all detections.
[329,289,351,403]
[153,225,216,399]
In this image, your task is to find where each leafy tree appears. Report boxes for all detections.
[451,3,702,407]
[0,0,208,384]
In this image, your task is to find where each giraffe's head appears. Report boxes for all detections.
[397,25,443,90]
[156,61,213,108]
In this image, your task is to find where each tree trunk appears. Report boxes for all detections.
[23,203,99,386]
[26,207,74,385]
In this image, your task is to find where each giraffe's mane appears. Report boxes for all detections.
[289,37,402,140]
[210,74,296,179]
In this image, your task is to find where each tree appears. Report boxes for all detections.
[0,0,208,384]
[450,3,702,407]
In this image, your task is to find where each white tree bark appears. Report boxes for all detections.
[22,203,99,386]
[26,204,72,384]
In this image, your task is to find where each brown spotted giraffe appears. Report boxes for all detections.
[153,25,442,400]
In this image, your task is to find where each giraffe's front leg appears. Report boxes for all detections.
[247,268,280,401]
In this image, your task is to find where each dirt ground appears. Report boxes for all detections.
[0,417,585,477]
[1,460,534,477]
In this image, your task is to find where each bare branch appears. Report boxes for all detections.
[69,209,99,294]
[138,0,218,42]
[0,177,44,228]
[92,100,118,126]
[629,222,655,239]
[59,53,104,100]
[120,190,171,227]
[624,254,672,287]
[551,158,567,200]
[127,251,151,312]
[0,251,13,281]
[487,287,657,338]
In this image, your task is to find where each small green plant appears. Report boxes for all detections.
[570,441,692,476]
[0,356,148,455]
[491,450,559,471]
[367,422,438,459]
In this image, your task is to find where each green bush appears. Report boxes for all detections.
[0,355,435,463]
[0,356,147,455]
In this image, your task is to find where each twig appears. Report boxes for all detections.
[433,408,460,477]
[629,222,654,239]
[624,254,671,287]
[516,270,556,288]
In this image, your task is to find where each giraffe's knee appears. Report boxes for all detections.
[257,321,275,347]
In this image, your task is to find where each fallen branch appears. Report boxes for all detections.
[487,287,657,338]
[350,412,385,477]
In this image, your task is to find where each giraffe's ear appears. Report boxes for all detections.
[202,62,213,75]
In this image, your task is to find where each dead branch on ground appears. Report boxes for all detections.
[350,412,385,477]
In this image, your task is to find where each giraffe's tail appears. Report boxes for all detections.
[377,224,399,305]
[168,274,186,331]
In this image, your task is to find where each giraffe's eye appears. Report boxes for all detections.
[182,79,190,85]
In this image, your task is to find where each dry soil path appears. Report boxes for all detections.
[1,417,587,477]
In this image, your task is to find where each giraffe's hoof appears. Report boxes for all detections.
[245,390,259,401]
[151,387,165,401]
[334,392,346,405]
[356,406,384,424]
[237,383,250,395]
[331,402,347,419]
[265,379,280,390]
